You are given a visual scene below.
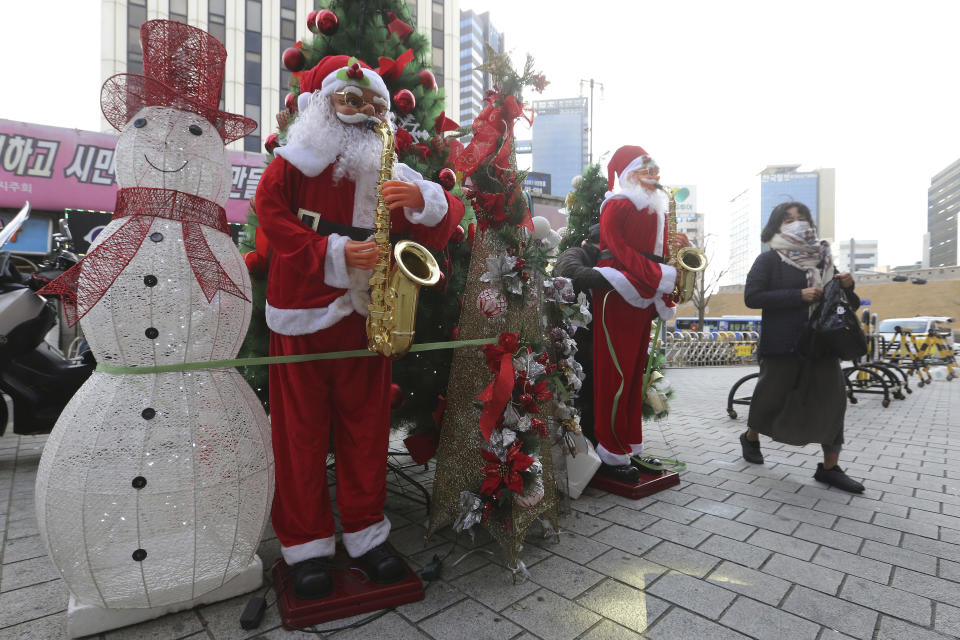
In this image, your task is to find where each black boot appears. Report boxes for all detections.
[597,462,641,484]
[814,463,865,493]
[359,543,406,584]
[740,432,764,464]
[291,557,334,600]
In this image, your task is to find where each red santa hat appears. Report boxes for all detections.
[607,145,658,191]
[296,54,390,113]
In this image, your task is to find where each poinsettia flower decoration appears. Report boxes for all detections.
[480,441,535,499]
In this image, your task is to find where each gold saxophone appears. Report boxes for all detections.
[365,119,441,357]
[658,183,707,304]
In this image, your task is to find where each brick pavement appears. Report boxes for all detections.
[1,365,958,639]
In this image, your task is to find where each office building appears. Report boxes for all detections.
[102,0,461,153]
[833,239,879,273]
[726,165,836,285]
[530,97,588,195]
[928,157,960,267]
[458,10,503,128]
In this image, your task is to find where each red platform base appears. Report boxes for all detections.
[589,469,680,499]
[271,544,424,630]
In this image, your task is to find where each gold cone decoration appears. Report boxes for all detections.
[426,229,559,569]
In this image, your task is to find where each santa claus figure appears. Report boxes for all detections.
[255,55,462,599]
[591,146,682,484]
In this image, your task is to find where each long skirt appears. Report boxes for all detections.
[747,355,845,448]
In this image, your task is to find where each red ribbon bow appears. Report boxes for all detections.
[480,441,534,498]
[38,188,248,327]
[476,333,519,442]
[376,48,414,81]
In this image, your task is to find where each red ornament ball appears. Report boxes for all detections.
[392,89,416,114]
[284,93,297,113]
[419,69,438,91]
[451,225,466,243]
[265,133,279,154]
[315,9,339,36]
[282,47,304,72]
[306,10,319,33]
[390,383,403,409]
[477,288,508,319]
[438,168,456,191]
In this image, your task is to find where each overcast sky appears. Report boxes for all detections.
[2,0,958,269]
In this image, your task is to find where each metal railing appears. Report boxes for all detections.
[663,330,759,367]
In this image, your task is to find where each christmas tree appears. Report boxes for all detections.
[238,0,475,456]
[557,162,607,253]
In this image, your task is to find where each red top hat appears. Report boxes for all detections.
[101,20,257,143]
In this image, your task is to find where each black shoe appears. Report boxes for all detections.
[631,457,665,475]
[291,557,334,600]
[814,463,865,493]
[360,543,406,584]
[740,432,764,464]
[597,462,641,484]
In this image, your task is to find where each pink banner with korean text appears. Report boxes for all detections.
[0,119,265,223]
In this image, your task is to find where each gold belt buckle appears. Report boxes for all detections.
[297,208,322,231]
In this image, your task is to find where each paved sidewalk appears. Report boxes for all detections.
[1,365,959,639]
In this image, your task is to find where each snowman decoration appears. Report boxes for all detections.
[36,20,273,618]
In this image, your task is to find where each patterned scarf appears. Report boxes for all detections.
[767,221,835,289]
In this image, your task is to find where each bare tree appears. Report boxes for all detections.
[689,235,728,329]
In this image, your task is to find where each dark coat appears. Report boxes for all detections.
[744,250,859,357]
[553,243,607,294]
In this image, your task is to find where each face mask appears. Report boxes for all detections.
[781,220,812,236]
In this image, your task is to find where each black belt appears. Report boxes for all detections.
[598,249,664,264]
[298,209,408,243]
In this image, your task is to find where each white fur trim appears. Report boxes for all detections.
[597,443,631,466]
[620,156,657,184]
[342,516,391,558]
[352,172,378,229]
[594,266,676,321]
[323,233,351,289]
[297,92,313,114]
[266,296,359,335]
[275,143,332,179]
[404,180,447,227]
[281,536,336,565]
[631,443,644,455]
[657,264,677,295]
[320,67,390,104]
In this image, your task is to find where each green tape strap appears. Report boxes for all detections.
[96,337,498,375]
[600,291,627,451]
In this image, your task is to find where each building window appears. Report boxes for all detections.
[170,0,188,23]
[279,0,297,111]
[244,0,262,152]
[127,0,147,75]
[432,1,443,27]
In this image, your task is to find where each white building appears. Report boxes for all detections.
[725,186,760,286]
[101,0,461,153]
[833,239,879,273]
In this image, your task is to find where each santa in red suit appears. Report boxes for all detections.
[591,146,681,484]
[254,55,462,599]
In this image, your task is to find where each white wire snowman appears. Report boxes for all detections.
[36,20,273,610]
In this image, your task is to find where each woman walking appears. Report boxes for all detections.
[741,202,864,493]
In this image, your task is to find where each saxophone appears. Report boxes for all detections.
[658,184,707,304]
[365,119,441,357]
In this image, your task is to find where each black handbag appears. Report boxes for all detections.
[806,278,868,360]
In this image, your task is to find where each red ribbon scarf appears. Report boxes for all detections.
[39,187,249,327]
[476,332,520,441]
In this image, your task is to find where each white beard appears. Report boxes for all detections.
[279,92,387,181]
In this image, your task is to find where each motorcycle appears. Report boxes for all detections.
[0,202,94,435]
